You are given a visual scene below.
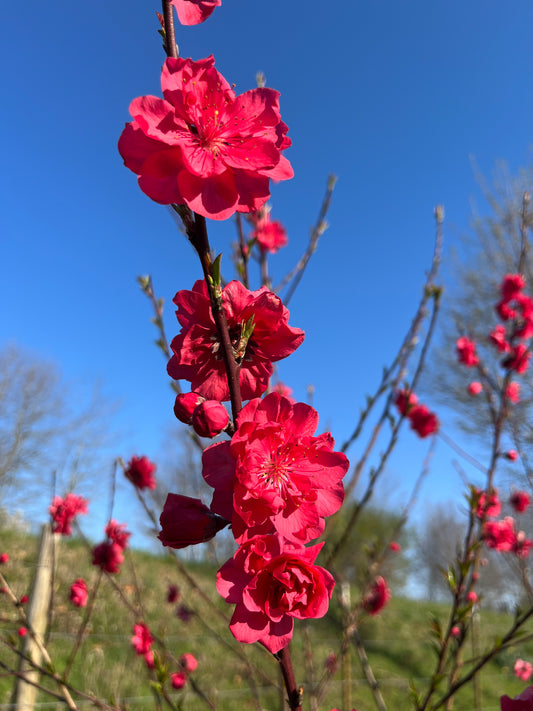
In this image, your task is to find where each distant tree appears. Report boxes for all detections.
[325,502,411,592]
[422,163,533,476]
[0,343,116,518]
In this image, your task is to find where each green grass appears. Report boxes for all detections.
[1,527,532,711]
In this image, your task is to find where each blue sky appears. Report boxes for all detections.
[2,0,533,541]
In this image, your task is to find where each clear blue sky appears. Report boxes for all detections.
[2,1,533,539]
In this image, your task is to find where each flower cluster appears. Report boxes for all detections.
[161,392,349,652]
[167,280,304,401]
[515,659,533,682]
[125,455,157,490]
[92,520,131,574]
[394,389,439,438]
[118,57,292,220]
[49,493,89,536]
[69,578,88,608]
[250,206,289,254]
[482,515,532,558]
[131,622,155,669]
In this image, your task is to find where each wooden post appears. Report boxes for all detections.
[12,523,59,710]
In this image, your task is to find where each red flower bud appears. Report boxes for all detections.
[174,392,205,424]
[158,494,228,549]
[191,400,229,438]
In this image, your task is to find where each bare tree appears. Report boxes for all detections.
[0,342,117,519]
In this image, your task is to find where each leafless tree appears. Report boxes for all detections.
[0,343,117,520]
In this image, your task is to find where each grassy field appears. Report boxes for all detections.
[1,526,532,711]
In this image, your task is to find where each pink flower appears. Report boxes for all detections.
[515,660,533,682]
[118,57,292,220]
[70,579,88,608]
[506,382,521,403]
[483,517,517,552]
[174,392,205,424]
[92,541,124,574]
[0,553,8,564]
[468,381,483,396]
[158,493,229,549]
[170,0,221,25]
[451,626,461,638]
[105,520,131,550]
[49,493,88,535]
[506,450,519,461]
[272,382,296,403]
[251,210,288,254]
[501,685,533,710]
[204,393,349,544]
[19,595,28,605]
[389,541,401,553]
[217,535,335,653]
[490,324,511,353]
[131,622,153,656]
[191,400,229,438]
[180,653,198,673]
[18,627,27,637]
[456,336,479,367]
[501,274,527,302]
[362,577,391,616]
[394,389,418,416]
[125,455,157,490]
[504,344,531,374]
[408,405,439,438]
[475,489,501,519]
[467,591,478,604]
[167,584,180,604]
[168,280,304,401]
[171,671,188,689]
[514,531,533,558]
[511,491,531,514]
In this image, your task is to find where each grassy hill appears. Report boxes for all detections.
[1,526,531,711]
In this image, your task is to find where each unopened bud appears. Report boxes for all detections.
[192,400,229,438]
[174,392,205,424]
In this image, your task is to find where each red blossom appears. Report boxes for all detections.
[451,626,461,638]
[251,210,288,253]
[204,393,348,544]
[174,392,205,424]
[504,344,531,374]
[70,579,88,608]
[362,576,391,616]
[217,534,335,653]
[501,274,527,302]
[105,520,131,550]
[511,491,531,514]
[49,493,89,536]
[394,389,418,416]
[125,455,157,490]
[191,400,229,438]
[506,382,521,403]
[501,685,533,710]
[18,627,27,637]
[0,553,8,564]
[475,488,501,519]
[180,653,198,673]
[167,584,180,604]
[408,405,439,438]
[389,541,401,553]
[515,660,533,682]
[456,336,479,367]
[490,324,511,353]
[506,449,519,462]
[468,381,483,396]
[483,517,517,552]
[467,591,478,604]
[514,531,533,558]
[170,0,221,25]
[92,541,124,574]
[19,595,28,605]
[118,57,292,220]
[168,280,304,401]
[171,671,188,689]
[158,493,229,549]
[131,622,153,656]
